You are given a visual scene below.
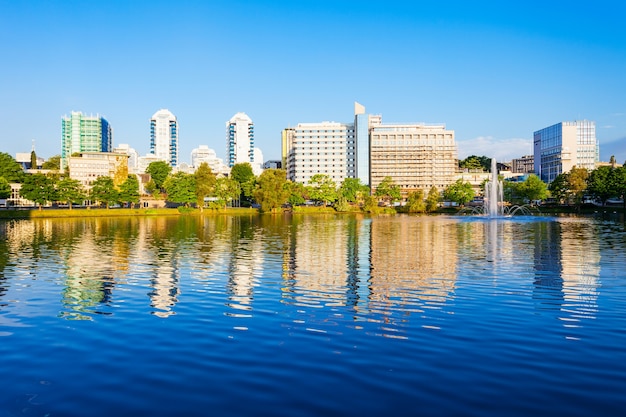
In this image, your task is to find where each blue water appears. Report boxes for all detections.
[1,214,625,416]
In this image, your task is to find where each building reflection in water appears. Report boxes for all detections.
[226,216,264,314]
[140,217,181,318]
[531,218,599,334]
[0,214,603,329]
[281,215,458,336]
[367,216,458,333]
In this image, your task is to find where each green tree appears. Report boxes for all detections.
[425,186,441,212]
[230,162,256,206]
[0,152,25,183]
[374,176,401,204]
[30,150,37,169]
[338,178,370,204]
[56,177,86,209]
[164,172,196,207]
[614,165,626,209]
[194,163,216,211]
[42,155,61,170]
[406,190,426,213]
[443,179,475,206]
[145,160,172,191]
[362,195,382,214]
[253,169,289,212]
[548,173,569,204]
[90,176,118,208]
[285,180,307,206]
[459,156,484,171]
[459,155,491,172]
[516,174,548,203]
[19,173,57,209]
[307,174,337,206]
[118,175,141,207]
[212,177,241,208]
[0,177,11,199]
[587,165,619,204]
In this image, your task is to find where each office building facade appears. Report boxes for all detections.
[283,103,458,197]
[369,120,457,196]
[533,120,598,183]
[150,109,178,167]
[227,112,255,168]
[511,155,535,174]
[283,121,355,185]
[61,111,112,169]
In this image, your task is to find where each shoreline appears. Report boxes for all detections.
[0,204,622,220]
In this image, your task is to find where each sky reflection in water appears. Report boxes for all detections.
[0,214,625,417]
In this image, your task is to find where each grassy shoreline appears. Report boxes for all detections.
[0,204,622,220]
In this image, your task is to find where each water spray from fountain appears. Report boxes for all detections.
[484,158,503,217]
[458,158,540,217]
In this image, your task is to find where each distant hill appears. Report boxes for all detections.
[600,136,626,164]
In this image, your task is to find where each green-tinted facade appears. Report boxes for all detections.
[61,111,112,169]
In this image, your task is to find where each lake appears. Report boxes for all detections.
[1,213,625,416]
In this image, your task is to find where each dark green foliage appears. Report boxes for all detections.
[0,177,11,199]
[374,176,401,204]
[443,179,474,205]
[56,177,86,208]
[0,152,25,183]
[19,173,56,208]
[42,155,61,170]
[145,161,172,190]
[90,176,118,208]
[253,169,289,212]
[118,175,141,207]
[164,172,196,206]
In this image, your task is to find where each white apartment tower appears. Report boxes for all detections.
[283,121,355,185]
[227,112,254,167]
[150,109,178,167]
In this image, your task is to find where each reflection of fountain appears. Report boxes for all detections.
[458,158,540,217]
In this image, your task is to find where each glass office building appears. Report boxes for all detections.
[533,120,597,183]
[61,111,112,170]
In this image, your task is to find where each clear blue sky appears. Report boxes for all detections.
[1,0,625,164]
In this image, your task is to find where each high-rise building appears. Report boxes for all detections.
[283,121,355,185]
[283,103,457,197]
[227,112,255,168]
[150,109,178,167]
[61,111,112,169]
[533,120,598,183]
[368,118,457,197]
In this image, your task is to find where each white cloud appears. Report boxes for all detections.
[456,136,533,162]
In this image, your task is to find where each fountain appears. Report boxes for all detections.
[484,158,503,217]
[458,158,540,217]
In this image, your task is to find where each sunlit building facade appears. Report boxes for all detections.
[68,152,129,189]
[283,121,355,185]
[190,145,229,176]
[150,109,178,167]
[533,120,598,183]
[369,119,457,197]
[61,111,112,170]
[227,112,255,168]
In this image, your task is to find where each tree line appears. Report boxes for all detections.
[1,151,625,212]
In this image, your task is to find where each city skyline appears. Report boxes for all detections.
[1,1,625,164]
